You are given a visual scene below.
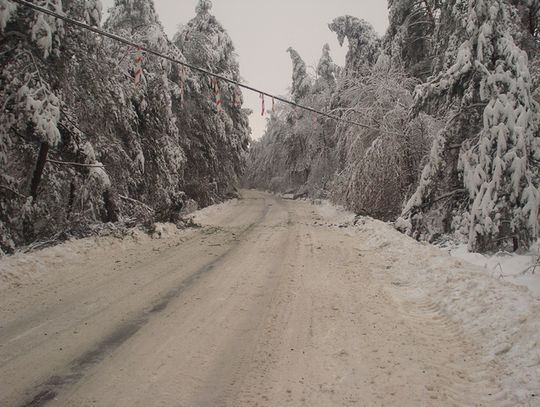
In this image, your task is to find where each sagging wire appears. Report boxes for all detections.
[11,0,381,131]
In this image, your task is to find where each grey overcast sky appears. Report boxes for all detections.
[101,0,389,139]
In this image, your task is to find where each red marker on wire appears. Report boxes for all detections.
[134,48,143,86]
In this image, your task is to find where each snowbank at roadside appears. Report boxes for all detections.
[0,219,200,292]
[0,226,173,292]
[447,243,540,299]
[0,196,243,291]
[311,199,356,226]
[359,220,539,405]
[190,198,238,225]
[312,199,540,406]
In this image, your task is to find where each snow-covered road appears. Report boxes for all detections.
[1,190,538,406]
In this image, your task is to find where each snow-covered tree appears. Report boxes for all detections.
[316,43,336,88]
[245,43,338,196]
[0,0,109,251]
[174,0,250,205]
[0,0,17,31]
[329,72,435,220]
[385,0,439,79]
[400,0,540,252]
[286,47,312,102]
[104,0,187,216]
[0,0,250,252]
[328,16,380,75]
[245,15,434,223]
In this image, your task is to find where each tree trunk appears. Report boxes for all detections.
[67,180,76,217]
[30,142,49,200]
[102,190,119,223]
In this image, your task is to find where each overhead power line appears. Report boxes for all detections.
[10,0,380,131]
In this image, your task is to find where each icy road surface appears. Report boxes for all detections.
[1,190,538,406]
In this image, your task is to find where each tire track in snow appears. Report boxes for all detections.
[383,279,513,406]
[17,202,271,407]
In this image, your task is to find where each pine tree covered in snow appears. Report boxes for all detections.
[102,0,188,217]
[385,0,440,79]
[286,47,312,102]
[328,15,380,76]
[173,0,250,205]
[316,43,336,89]
[0,0,68,251]
[244,43,339,196]
[400,0,540,252]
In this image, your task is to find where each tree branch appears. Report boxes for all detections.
[118,195,155,213]
[422,0,435,25]
[432,189,467,204]
[0,185,27,199]
[47,159,104,168]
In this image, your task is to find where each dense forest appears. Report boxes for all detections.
[0,0,250,253]
[1,0,539,254]
[245,0,540,253]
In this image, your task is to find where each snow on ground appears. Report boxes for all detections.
[311,198,356,226]
[312,199,540,405]
[189,198,238,225]
[448,243,540,299]
[1,195,539,404]
[0,223,192,292]
[0,227,169,292]
[0,197,243,292]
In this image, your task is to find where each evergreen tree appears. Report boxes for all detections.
[316,43,336,88]
[385,0,439,79]
[104,0,187,218]
[286,47,312,102]
[0,0,250,252]
[174,0,250,205]
[400,0,540,252]
[328,16,380,75]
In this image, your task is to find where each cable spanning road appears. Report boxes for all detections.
[0,191,511,406]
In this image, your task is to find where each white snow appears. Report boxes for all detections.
[312,198,355,226]
[189,198,238,225]
[18,85,62,146]
[312,199,540,405]
[151,222,179,239]
[0,224,189,292]
[1,196,539,404]
[448,242,540,299]
[0,198,242,292]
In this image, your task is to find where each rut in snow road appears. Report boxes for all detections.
[0,191,514,406]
